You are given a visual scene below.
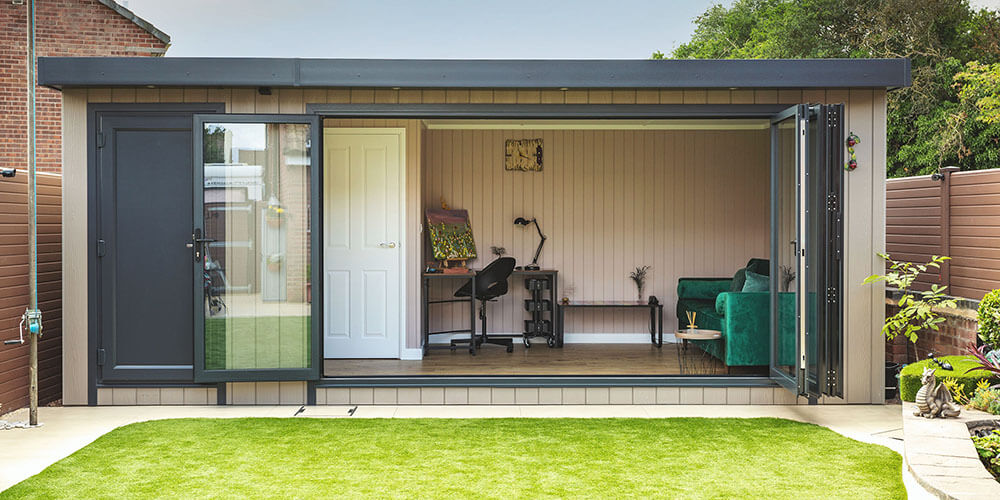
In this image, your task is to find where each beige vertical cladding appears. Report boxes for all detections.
[62,86,884,405]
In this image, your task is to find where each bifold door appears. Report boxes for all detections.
[192,114,321,382]
[769,104,844,400]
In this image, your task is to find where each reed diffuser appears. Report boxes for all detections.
[685,310,698,331]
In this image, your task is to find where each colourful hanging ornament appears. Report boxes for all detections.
[845,132,861,171]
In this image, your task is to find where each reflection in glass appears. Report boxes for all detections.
[773,117,798,379]
[202,123,312,370]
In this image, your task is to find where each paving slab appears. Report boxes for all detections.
[902,402,1000,500]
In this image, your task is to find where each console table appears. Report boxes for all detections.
[556,298,664,347]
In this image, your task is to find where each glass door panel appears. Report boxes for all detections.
[770,106,803,392]
[193,115,321,383]
[770,104,844,398]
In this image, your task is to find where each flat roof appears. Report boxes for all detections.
[38,57,910,90]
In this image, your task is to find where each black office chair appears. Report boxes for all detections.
[451,257,517,353]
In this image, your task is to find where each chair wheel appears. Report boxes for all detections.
[450,345,456,351]
[547,337,556,348]
[523,337,531,348]
[507,345,514,353]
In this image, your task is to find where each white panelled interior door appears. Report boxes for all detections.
[323,129,404,358]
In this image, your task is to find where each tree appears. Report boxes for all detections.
[661,0,1000,177]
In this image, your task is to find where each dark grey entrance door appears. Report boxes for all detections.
[93,105,222,382]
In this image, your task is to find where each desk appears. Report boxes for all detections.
[556,298,664,347]
[422,271,477,355]
[421,269,558,354]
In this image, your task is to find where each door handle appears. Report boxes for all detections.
[191,228,218,262]
[378,241,397,248]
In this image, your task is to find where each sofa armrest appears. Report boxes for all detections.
[715,292,770,365]
[677,277,732,300]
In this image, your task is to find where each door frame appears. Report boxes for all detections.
[87,103,225,404]
[192,113,323,383]
[322,127,408,360]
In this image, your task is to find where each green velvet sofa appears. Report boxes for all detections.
[675,259,795,367]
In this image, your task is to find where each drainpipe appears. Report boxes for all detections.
[25,0,41,427]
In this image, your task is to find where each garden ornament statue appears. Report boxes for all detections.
[914,367,962,419]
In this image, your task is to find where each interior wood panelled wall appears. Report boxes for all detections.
[423,128,769,337]
[62,85,886,404]
[0,172,62,413]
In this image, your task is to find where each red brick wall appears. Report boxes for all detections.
[884,299,980,365]
[0,0,167,414]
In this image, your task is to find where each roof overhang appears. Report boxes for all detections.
[38,57,910,90]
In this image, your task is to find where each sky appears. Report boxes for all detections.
[123,0,1000,59]
[121,0,714,59]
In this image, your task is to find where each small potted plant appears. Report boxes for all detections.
[265,201,285,228]
[266,253,284,273]
[629,265,651,302]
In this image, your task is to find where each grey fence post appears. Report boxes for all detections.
[939,166,960,291]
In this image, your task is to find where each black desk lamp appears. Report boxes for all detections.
[514,217,546,271]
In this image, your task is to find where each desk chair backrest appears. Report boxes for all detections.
[455,257,516,301]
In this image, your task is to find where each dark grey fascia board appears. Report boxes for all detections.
[306,103,791,118]
[38,57,911,90]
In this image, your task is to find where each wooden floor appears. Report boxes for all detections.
[323,343,756,377]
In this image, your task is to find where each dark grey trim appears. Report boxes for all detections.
[95,0,171,46]
[306,103,791,119]
[316,376,780,388]
[87,103,225,406]
[217,383,227,405]
[39,57,911,89]
[191,113,323,384]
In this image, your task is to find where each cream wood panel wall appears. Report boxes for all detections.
[422,128,770,337]
[62,86,885,403]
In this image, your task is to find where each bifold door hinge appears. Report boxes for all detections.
[96,348,106,366]
[96,132,105,149]
[827,194,838,212]
[97,239,106,257]
[826,286,838,304]
[827,368,838,392]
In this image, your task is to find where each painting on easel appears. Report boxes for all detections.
[426,208,477,268]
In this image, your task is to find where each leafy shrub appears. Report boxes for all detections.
[968,380,1000,415]
[899,355,997,401]
[979,289,1000,348]
[972,429,1000,479]
[864,255,956,361]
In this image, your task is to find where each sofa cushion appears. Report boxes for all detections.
[745,258,770,276]
[677,278,732,300]
[676,299,722,331]
[730,268,747,292]
[741,270,769,292]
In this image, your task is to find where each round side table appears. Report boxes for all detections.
[675,329,723,375]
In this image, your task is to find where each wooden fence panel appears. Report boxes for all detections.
[886,167,1000,300]
[0,171,61,415]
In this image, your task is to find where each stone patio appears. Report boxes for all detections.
[902,402,1000,500]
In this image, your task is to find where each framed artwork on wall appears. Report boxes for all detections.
[505,138,543,171]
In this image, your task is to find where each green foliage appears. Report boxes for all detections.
[968,379,1000,414]
[899,355,995,401]
[863,254,956,344]
[1,418,906,499]
[942,376,970,404]
[661,0,1000,177]
[978,289,1000,347]
[972,429,1000,479]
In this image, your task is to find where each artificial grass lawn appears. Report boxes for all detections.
[2,418,904,499]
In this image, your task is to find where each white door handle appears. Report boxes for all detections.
[379,241,397,248]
